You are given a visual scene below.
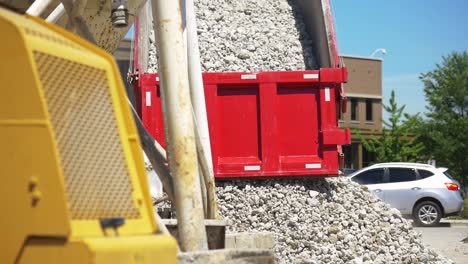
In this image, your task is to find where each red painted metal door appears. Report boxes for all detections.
[134,69,350,179]
[277,85,321,171]
[216,85,262,172]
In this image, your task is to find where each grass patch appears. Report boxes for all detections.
[463,197,468,219]
[445,197,468,219]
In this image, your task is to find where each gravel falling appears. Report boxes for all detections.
[217,178,453,264]
[147,0,317,73]
[147,0,454,263]
[194,0,317,72]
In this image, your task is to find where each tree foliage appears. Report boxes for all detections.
[358,90,424,163]
[417,51,468,185]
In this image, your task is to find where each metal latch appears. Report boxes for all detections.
[100,217,125,229]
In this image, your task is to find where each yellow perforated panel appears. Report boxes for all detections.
[24,27,85,51]
[33,51,140,220]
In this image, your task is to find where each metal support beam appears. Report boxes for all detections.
[129,101,175,203]
[151,0,208,252]
[26,0,55,16]
[46,3,65,23]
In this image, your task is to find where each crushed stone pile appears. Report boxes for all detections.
[147,0,317,73]
[147,0,453,263]
[194,0,316,72]
[217,177,452,264]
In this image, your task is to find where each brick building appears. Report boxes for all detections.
[340,55,383,169]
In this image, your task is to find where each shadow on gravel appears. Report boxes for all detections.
[287,0,317,70]
[412,222,451,228]
[216,178,338,198]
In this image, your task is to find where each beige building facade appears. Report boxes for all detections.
[340,55,383,169]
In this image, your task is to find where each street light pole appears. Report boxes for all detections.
[370,48,387,57]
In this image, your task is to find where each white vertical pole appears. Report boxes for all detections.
[151,0,208,252]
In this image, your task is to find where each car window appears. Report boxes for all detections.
[388,168,417,183]
[443,171,456,180]
[418,169,434,179]
[348,168,365,177]
[352,168,385,185]
[343,168,358,176]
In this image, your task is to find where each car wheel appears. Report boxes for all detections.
[413,201,442,227]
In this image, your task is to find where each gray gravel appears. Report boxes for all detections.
[146,1,454,263]
[194,0,317,72]
[147,0,317,73]
[217,177,453,264]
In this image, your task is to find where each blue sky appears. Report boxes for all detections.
[331,0,468,119]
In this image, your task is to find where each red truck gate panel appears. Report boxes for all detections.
[134,69,350,179]
[135,74,166,148]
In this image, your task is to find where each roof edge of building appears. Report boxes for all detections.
[340,54,383,61]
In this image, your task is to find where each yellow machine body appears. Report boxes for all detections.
[0,8,177,264]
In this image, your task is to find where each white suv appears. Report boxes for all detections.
[349,162,464,226]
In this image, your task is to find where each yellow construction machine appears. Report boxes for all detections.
[0,7,178,263]
[0,2,275,263]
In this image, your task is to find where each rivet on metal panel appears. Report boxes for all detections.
[135,197,143,207]
[28,176,41,206]
[31,190,42,207]
[28,176,39,192]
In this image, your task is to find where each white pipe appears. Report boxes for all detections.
[26,0,55,16]
[151,0,208,252]
[142,151,163,198]
[183,0,218,220]
[184,0,215,183]
[194,123,219,219]
[46,3,65,23]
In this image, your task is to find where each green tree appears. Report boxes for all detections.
[357,90,424,163]
[419,51,468,186]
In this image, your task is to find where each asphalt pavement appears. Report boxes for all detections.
[414,220,468,264]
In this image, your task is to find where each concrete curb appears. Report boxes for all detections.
[440,219,468,227]
[409,219,468,227]
[225,232,275,250]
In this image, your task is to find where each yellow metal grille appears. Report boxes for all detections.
[33,51,140,220]
[24,27,85,51]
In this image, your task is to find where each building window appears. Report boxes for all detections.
[365,99,373,121]
[350,98,358,121]
[342,144,352,169]
[362,147,376,167]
